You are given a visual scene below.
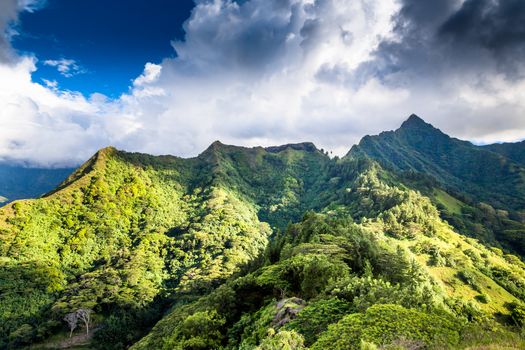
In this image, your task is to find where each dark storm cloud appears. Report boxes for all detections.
[439,0,525,71]
[440,0,525,50]
[370,0,525,80]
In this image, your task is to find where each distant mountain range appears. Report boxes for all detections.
[1,115,525,350]
[0,164,73,204]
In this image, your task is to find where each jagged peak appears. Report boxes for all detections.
[209,140,224,148]
[96,146,118,157]
[399,114,436,130]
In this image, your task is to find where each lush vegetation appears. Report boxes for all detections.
[1,116,525,349]
[350,115,525,255]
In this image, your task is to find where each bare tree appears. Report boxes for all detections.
[64,312,78,338]
[76,308,93,336]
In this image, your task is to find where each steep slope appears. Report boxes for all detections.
[0,163,73,204]
[0,144,331,349]
[198,141,331,228]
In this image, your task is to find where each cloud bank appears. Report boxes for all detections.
[1,0,525,166]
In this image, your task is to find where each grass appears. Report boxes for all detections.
[433,189,464,215]
[396,226,520,317]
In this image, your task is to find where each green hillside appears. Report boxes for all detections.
[484,141,525,167]
[349,115,525,211]
[131,156,525,350]
[349,115,525,256]
[0,117,525,349]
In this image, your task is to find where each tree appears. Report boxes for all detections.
[64,312,78,338]
[76,308,93,335]
[511,304,525,327]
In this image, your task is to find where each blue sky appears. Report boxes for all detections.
[12,0,194,97]
[1,0,525,166]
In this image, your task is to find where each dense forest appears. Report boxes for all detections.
[1,116,525,349]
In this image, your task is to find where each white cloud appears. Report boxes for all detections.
[1,0,525,167]
[43,58,85,77]
[0,57,139,167]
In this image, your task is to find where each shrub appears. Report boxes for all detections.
[457,270,481,292]
[475,294,490,304]
[510,304,525,327]
[163,310,226,350]
[256,330,305,350]
[311,304,460,350]
[285,298,352,345]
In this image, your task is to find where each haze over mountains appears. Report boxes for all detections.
[1,115,525,349]
[0,164,73,205]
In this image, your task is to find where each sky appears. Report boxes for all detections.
[0,0,525,167]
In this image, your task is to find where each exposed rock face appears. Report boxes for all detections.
[273,298,306,328]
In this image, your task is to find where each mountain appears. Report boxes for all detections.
[483,141,525,167]
[0,163,73,205]
[1,117,525,349]
[349,115,525,256]
[348,114,525,211]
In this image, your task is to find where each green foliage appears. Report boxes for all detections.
[164,310,226,350]
[256,330,305,350]
[285,298,351,345]
[475,294,490,304]
[233,301,286,348]
[326,274,438,313]
[457,270,482,292]
[256,253,350,299]
[489,266,525,301]
[311,304,461,350]
[350,115,525,211]
[0,148,273,347]
[510,304,525,327]
[359,340,378,350]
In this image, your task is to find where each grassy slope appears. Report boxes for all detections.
[432,188,464,215]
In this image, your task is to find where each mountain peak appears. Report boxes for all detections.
[400,114,433,129]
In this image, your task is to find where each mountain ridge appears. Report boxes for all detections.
[1,115,525,349]
[347,115,525,210]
